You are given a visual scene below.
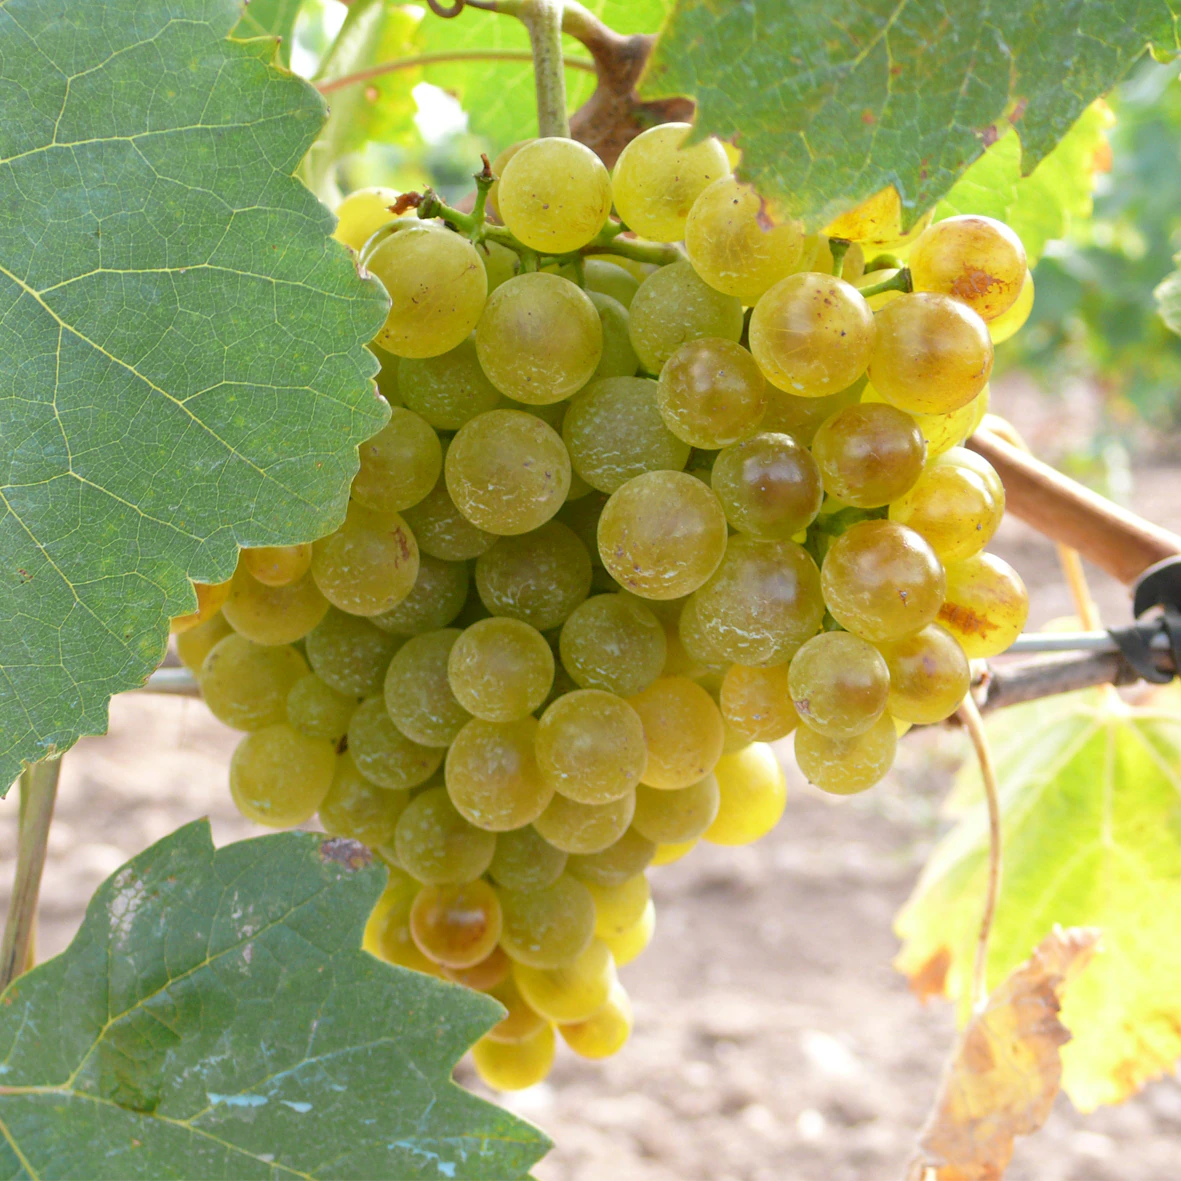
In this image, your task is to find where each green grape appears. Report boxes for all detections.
[719,664,800,742]
[861,382,990,457]
[446,409,571,535]
[823,187,932,250]
[535,690,647,805]
[305,607,401,696]
[788,631,890,738]
[489,825,567,892]
[474,520,592,629]
[241,544,313,588]
[937,551,1029,658]
[351,408,442,514]
[632,775,719,844]
[560,979,633,1059]
[175,611,233,672]
[749,273,875,396]
[566,827,656,886]
[812,403,926,507]
[889,448,1003,561]
[200,635,308,731]
[311,503,420,617]
[677,596,729,671]
[222,565,328,645]
[229,723,335,827]
[394,786,496,884]
[878,624,970,723]
[367,223,487,358]
[559,594,666,697]
[171,577,232,634]
[514,936,615,1024]
[319,751,409,846]
[370,553,469,636]
[628,676,725,790]
[384,629,470,747]
[601,898,654,965]
[372,342,402,408]
[598,470,728,600]
[710,432,823,540]
[487,138,533,221]
[403,470,497,561]
[410,879,503,968]
[988,270,1033,343]
[586,874,649,939]
[585,259,639,308]
[498,137,613,253]
[533,789,636,855]
[286,673,359,743]
[760,378,864,444]
[563,376,690,493]
[443,944,512,991]
[347,695,443,789]
[821,520,945,643]
[656,338,767,448]
[448,617,554,722]
[445,716,552,830]
[685,175,806,303]
[868,293,994,415]
[588,291,640,380]
[690,536,824,665]
[481,240,520,293]
[703,743,787,845]
[475,273,602,405]
[497,873,596,968]
[366,869,442,977]
[629,262,744,375]
[794,711,897,795]
[485,974,548,1043]
[909,215,1027,321]
[333,186,400,252]
[611,122,730,242]
[473,1021,556,1091]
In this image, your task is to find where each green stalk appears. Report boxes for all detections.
[828,238,851,277]
[857,267,913,300]
[521,0,570,137]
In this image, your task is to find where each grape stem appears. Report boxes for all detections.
[828,238,852,277]
[521,0,570,138]
[856,267,913,299]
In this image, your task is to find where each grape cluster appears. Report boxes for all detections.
[172,124,1031,1092]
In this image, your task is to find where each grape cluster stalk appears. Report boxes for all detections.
[171,126,1032,1091]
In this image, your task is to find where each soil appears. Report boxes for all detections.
[4,378,1180,1180]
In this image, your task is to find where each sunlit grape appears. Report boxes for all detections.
[812,402,926,507]
[909,215,1027,321]
[656,337,767,448]
[311,503,419,617]
[703,743,787,845]
[878,624,970,724]
[788,631,890,738]
[794,711,897,795]
[937,551,1029,658]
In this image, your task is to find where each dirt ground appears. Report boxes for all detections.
[4,377,1180,1180]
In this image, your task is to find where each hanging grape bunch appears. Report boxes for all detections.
[172,124,1032,1092]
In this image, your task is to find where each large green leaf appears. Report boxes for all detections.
[0,0,390,787]
[641,0,1180,230]
[895,690,1181,1112]
[232,0,303,66]
[0,821,548,1178]
[1155,253,1181,335]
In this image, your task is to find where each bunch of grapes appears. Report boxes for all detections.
[171,124,1031,1092]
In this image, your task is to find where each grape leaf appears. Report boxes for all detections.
[0,821,548,1179]
[232,0,303,66]
[0,0,390,788]
[895,689,1181,1112]
[640,0,1180,231]
[1155,254,1181,335]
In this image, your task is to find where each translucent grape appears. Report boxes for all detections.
[241,544,312,588]
[347,695,443,790]
[879,624,970,723]
[812,403,926,507]
[472,1022,555,1091]
[481,240,520,294]
[489,826,567,893]
[823,187,932,250]
[514,937,614,1024]
[598,470,728,600]
[601,898,654,965]
[333,186,399,252]
[367,870,443,976]
[311,503,420,616]
[487,138,532,221]
[868,293,994,415]
[350,408,442,516]
[988,270,1034,343]
[384,629,471,747]
[586,874,649,940]
[175,611,233,672]
[563,376,690,493]
[710,432,823,540]
[720,664,799,742]
[447,617,553,722]
[656,338,767,448]
[200,635,308,731]
[222,566,328,645]
[230,723,335,827]
[821,520,945,643]
[676,597,729,671]
[475,523,591,633]
[370,554,469,636]
[533,790,636,855]
[498,137,612,253]
[367,223,487,358]
[861,382,990,457]
[632,775,719,844]
[485,974,547,1043]
[937,552,1029,658]
[171,578,232,634]
[691,536,824,665]
[403,470,497,561]
[560,979,633,1059]
[760,379,863,444]
[566,827,656,886]
[394,786,496,885]
[305,607,401,696]
[559,594,666,697]
[909,215,1027,321]
[611,122,730,241]
[475,273,602,404]
[628,262,744,375]
[704,743,787,845]
[749,273,875,396]
[585,259,639,308]
[628,676,725,790]
[788,631,890,738]
[445,716,552,830]
[446,409,571,535]
[588,291,639,380]
[794,711,897,795]
[319,752,408,846]
[286,674,358,743]
[685,175,805,303]
[443,944,512,991]
[497,874,596,968]
[410,879,503,968]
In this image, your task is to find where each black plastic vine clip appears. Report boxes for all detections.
[1108,555,1181,683]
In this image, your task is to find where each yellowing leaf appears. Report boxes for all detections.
[911,928,1099,1181]
[895,690,1181,1111]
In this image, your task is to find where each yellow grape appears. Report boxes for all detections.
[908,215,1027,321]
[566,827,656,886]
[171,578,232,634]
[200,634,308,731]
[710,432,824,540]
[472,1022,555,1091]
[937,551,1029,658]
[394,786,496,885]
[403,470,497,562]
[862,382,990,457]
[720,664,799,742]
[514,937,615,1023]
[311,503,420,617]
[398,336,503,432]
[222,565,329,645]
[371,553,469,637]
[703,743,786,845]
[443,944,512,991]
[560,979,634,1059]
[559,593,667,698]
[368,870,444,976]
[586,874,650,940]
[175,611,233,672]
[485,974,548,1044]
[655,338,768,449]
[760,378,863,444]
[347,695,443,790]
[588,291,640,380]
[631,776,719,844]
[788,631,889,738]
[794,711,897,795]
[241,544,313,588]
[445,716,552,830]
[447,616,554,723]
[811,403,926,508]
[878,624,970,724]
[319,752,408,847]
[351,408,442,515]
[487,139,533,220]
[823,186,932,250]
[333,187,399,252]
[230,723,335,827]
[988,270,1034,343]
[628,676,725,790]
[650,843,694,868]
[601,897,655,964]
[497,874,596,969]
[305,607,401,697]
[533,789,636,855]
[584,259,639,309]
[489,826,568,893]
[384,629,471,748]
[410,879,503,969]
[287,674,359,743]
